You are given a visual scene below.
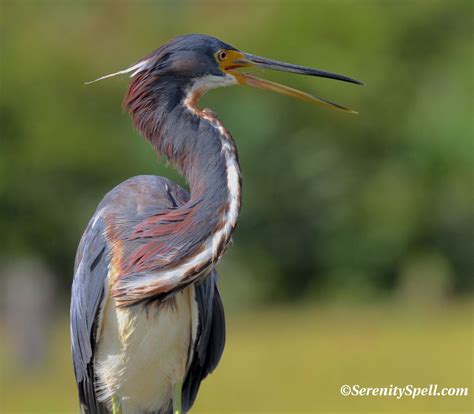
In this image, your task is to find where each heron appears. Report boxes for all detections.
[70,33,361,414]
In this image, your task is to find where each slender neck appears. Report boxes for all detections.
[123,73,242,266]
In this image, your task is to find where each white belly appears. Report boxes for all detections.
[94,285,197,413]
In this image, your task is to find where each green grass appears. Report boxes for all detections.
[2,301,473,413]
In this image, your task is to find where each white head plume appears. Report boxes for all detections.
[85,58,153,85]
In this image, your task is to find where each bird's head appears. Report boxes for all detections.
[88,33,362,114]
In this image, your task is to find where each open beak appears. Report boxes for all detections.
[220,50,363,114]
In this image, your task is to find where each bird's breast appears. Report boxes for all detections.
[94,282,198,413]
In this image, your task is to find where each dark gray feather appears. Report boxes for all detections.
[182,271,226,411]
[70,212,109,413]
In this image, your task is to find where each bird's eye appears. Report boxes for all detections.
[217,50,227,61]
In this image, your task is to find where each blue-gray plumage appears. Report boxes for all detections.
[71,213,108,413]
[70,34,361,414]
[71,176,225,413]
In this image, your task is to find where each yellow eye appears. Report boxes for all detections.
[217,50,227,61]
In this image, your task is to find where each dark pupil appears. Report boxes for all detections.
[220,52,226,59]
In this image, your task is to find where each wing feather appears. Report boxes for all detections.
[182,271,226,411]
[70,212,109,413]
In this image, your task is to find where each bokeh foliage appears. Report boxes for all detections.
[1,0,473,305]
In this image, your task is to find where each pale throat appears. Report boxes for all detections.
[183,73,237,123]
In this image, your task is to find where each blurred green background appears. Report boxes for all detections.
[1,0,472,413]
